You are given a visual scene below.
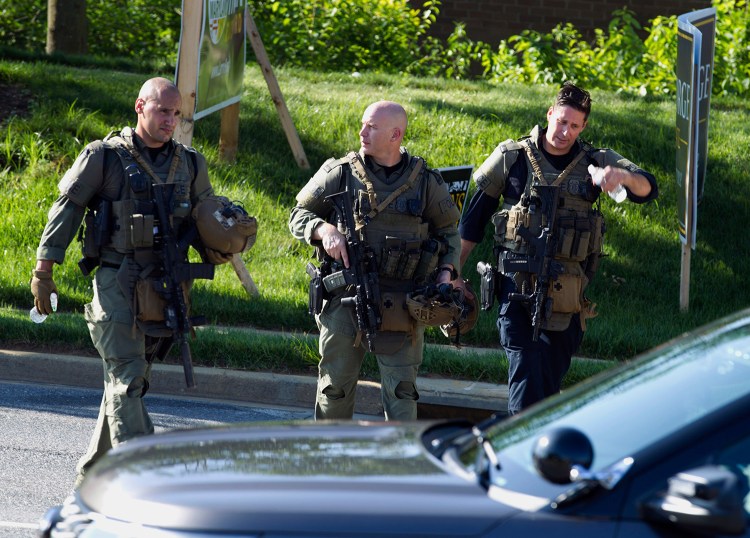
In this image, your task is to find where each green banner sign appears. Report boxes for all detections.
[195,0,246,120]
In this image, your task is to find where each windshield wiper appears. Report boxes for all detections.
[475,436,501,489]
[435,414,505,489]
[551,456,635,509]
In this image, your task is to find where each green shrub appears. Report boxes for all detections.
[712,0,750,95]
[248,0,439,72]
[407,22,488,79]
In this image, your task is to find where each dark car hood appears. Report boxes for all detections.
[79,420,514,535]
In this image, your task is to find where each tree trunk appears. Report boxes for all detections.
[46,0,88,55]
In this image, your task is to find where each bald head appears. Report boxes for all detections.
[359,101,408,166]
[138,77,181,103]
[134,77,182,148]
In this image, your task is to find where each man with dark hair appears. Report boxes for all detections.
[458,81,658,416]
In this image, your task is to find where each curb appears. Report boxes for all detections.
[0,349,507,420]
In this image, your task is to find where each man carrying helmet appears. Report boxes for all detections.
[30,77,254,488]
[289,100,464,421]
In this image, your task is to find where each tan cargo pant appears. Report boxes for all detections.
[74,268,154,487]
[316,295,424,421]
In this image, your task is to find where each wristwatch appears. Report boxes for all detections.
[439,266,458,280]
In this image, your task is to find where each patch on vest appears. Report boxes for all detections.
[296,182,325,205]
[439,197,457,214]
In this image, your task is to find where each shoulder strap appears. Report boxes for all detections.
[499,139,523,153]
[521,138,586,187]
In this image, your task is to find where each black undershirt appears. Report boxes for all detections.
[147,144,165,162]
[458,139,580,243]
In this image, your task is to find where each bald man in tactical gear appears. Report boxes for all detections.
[31,77,233,488]
[290,101,461,420]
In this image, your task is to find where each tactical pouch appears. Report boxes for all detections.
[412,238,440,284]
[534,261,587,315]
[491,209,509,244]
[555,213,598,262]
[135,279,190,322]
[111,200,135,251]
[505,205,543,251]
[397,240,422,280]
[111,200,160,252]
[379,291,413,333]
[131,214,155,248]
[589,213,604,256]
[379,237,402,278]
[136,280,166,322]
[80,210,99,259]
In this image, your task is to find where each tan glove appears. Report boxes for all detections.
[204,248,233,265]
[30,270,58,315]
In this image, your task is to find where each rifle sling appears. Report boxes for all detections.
[522,143,585,187]
[116,141,183,188]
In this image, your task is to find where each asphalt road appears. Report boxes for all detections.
[0,380,314,537]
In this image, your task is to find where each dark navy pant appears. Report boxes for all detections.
[498,300,584,415]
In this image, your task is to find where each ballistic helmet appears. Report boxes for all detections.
[406,283,464,327]
[192,196,257,254]
[440,280,479,341]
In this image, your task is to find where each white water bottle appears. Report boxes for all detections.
[30,293,58,323]
[588,164,626,203]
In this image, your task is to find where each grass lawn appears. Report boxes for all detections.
[1,58,748,388]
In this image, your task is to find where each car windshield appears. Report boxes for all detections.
[475,310,750,494]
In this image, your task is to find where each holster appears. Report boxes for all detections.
[476,261,496,311]
[306,261,325,316]
[77,198,112,276]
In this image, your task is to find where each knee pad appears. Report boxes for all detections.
[394,381,418,401]
[126,376,150,398]
[321,384,346,401]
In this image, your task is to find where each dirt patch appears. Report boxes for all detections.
[0,82,32,122]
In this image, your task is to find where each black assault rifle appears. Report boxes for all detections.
[501,185,563,341]
[151,183,214,387]
[324,190,382,351]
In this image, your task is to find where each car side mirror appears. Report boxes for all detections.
[532,427,594,485]
[641,465,747,536]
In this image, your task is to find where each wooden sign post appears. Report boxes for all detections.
[245,11,310,170]
[175,0,259,297]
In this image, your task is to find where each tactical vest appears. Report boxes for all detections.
[344,151,443,290]
[492,135,605,330]
[100,129,195,268]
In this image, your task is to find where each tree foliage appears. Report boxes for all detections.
[0,0,181,70]
[0,0,748,98]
